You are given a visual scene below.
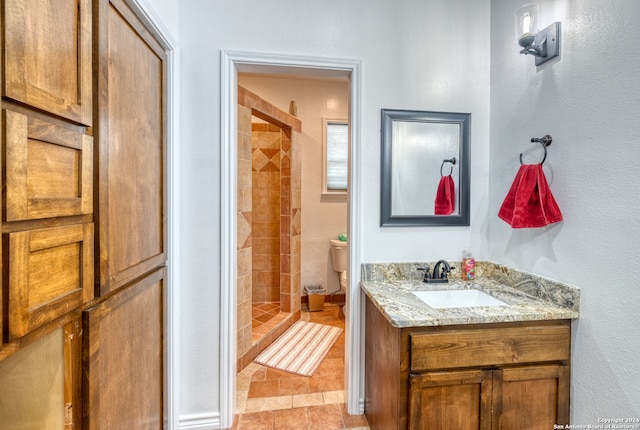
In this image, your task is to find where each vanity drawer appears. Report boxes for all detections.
[410,323,570,372]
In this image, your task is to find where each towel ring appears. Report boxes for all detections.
[440,157,456,176]
[520,135,552,165]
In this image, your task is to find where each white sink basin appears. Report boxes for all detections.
[413,289,508,309]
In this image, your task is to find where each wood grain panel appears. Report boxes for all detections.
[4,109,93,221]
[365,296,403,430]
[3,0,92,125]
[6,224,94,340]
[83,268,165,430]
[95,0,167,295]
[410,323,570,371]
[409,370,493,430]
[498,365,570,429]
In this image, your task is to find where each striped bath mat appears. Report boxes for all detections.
[254,321,342,377]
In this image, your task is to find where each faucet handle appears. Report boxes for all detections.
[417,266,431,282]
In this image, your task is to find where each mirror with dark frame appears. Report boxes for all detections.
[380,109,470,226]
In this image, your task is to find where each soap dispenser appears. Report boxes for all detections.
[462,250,476,280]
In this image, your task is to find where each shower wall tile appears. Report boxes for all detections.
[254,171,280,188]
[280,274,291,293]
[280,234,290,255]
[252,287,266,303]
[238,105,252,135]
[238,274,251,302]
[253,238,279,255]
[238,248,251,277]
[253,189,280,206]
[238,159,253,187]
[280,176,291,197]
[280,215,291,236]
[253,205,280,222]
[253,254,280,272]
[281,154,291,177]
[238,212,252,249]
[237,104,253,357]
[253,271,280,289]
[238,186,251,213]
[239,299,251,328]
[280,255,291,275]
[281,293,291,312]
[281,195,291,215]
[252,221,279,239]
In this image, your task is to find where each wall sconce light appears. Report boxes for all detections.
[514,4,560,66]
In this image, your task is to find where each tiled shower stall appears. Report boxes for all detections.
[236,86,302,370]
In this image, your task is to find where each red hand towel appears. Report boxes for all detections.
[498,164,563,228]
[434,175,455,215]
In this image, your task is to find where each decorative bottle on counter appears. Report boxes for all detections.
[462,250,476,280]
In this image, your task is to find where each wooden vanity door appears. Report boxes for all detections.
[408,369,495,430]
[496,365,570,430]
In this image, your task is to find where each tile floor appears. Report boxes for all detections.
[233,304,369,430]
[251,302,285,344]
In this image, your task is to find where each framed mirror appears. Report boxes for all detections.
[380,109,470,226]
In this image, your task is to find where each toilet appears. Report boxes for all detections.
[330,239,348,295]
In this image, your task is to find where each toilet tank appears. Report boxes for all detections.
[330,239,348,273]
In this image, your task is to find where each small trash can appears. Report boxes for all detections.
[304,285,326,312]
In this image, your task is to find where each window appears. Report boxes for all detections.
[323,118,349,200]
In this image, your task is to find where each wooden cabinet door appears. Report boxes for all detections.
[5,224,94,340]
[95,0,167,295]
[3,0,92,125]
[3,109,93,221]
[497,365,570,430]
[83,268,164,429]
[409,370,495,430]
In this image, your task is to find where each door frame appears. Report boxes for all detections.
[220,51,363,428]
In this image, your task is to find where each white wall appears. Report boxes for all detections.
[489,0,640,422]
[178,0,490,423]
[237,75,349,295]
[141,0,178,37]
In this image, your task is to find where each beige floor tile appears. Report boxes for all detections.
[322,390,345,405]
[236,391,248,413]
[261,395,293,411]
[292,392,325,408]
[247,395,295,413]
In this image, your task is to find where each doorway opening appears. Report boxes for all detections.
[220,51,362,429]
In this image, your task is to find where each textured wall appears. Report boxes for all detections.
[489,0,640,422]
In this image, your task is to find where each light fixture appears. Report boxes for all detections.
[514,4,560,66]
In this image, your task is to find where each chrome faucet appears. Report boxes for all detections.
[418,260,453,283]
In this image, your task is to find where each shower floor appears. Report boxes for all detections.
[252,302,287,344]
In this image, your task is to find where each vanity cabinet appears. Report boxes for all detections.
[409,364,569,429]
[365,296,571,430]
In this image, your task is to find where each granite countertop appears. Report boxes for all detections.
[360,261,580,328]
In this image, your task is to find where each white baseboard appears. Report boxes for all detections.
[179,412,221,430]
